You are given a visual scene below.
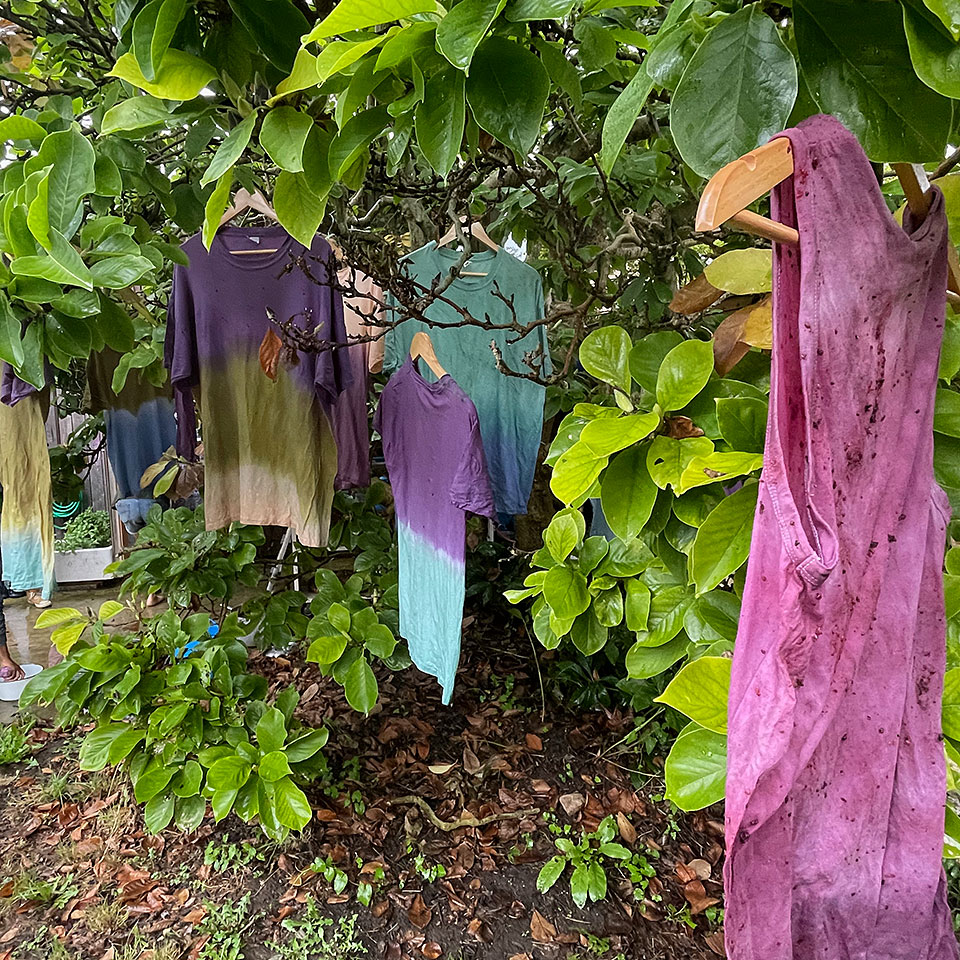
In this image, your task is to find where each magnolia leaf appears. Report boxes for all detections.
[704,248,772,295]
[904,7,960,98]
[581,412,658,458]
[202,170,233,250]
[935,388,960,438]
[0,115,46,143]
[923,0,960,39]
[437,0,505,70]
[343,656,378,714]
[656,339,714,412]
[600,445,658,541]
[272,49,320,101]
[599,63,654,175]
[550,440,606,505]
[201,112,257,186]
[542,565,590,621]
[625,633,687,678]
[690,481,758,593]
[305,0,438,42]
[656,656,731,733]
[274,171,327,247]
[663,722,727,811]
[678,451,764,494]
[580,324,632,394]
[415,69,466,178]
[259,107,313,172]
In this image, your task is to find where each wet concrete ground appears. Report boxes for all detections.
[1,584,119,722]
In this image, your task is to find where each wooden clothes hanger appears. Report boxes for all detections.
[436,219,499,277]
[409,331,448,379]
[696,139,960,307]
[218,187,282,255]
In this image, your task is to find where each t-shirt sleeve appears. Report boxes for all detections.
[449,410,496,519]
[165,265,199,387]
[313,243,353,408]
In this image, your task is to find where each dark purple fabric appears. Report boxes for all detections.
[725,115,957,959]
[1,363,38,407]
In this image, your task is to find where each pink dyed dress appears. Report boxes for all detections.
[725,115,958,959]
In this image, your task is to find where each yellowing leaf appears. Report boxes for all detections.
[703,248,772,294]
[109,50,216,101]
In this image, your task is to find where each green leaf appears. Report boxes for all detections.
[202,170,233,251]
[904,7,960,98]
[437,0,505,70]
[305,0,438,42]
[275,171,327,248]
[259,750,293,782]
[465,37,549,155]
[626,633,687,679]
[257,707,287,753]
[570,607,609,654]
[29,129,96,236]
[943,668,960,740]
[599,63,654,176]
[134,762,176,803]
[415,69,466,178]
[581,412,658,458]
[505,0,575,17]
[51,621,88,655]
[0,115,46,143]
[592,586,623,628]
[97,294,135,352]
[795,0,952,161]
[343,657,378,714]
[271,776,312,831]
[144,792,175,834]
[107,728,146,765]
[12,228,94,290]
[663,722,727,811]
[537,855,566,892]
[935,388,960,437]
[172,760,203,797]
[207,755,252,791]
[89,255,153,289]
[923,0,960,39]
[656,339,714,412]
[94,156,123,197]
[201,113,257,187]
[286,727,329,762]
[98,600,124,621]
[542,565,590,620]
[600,445,658,542]
[716,397,768,453]
[586,861,606,902]
[0,294,24,368]
[79,724,131,771]
[316,36,388,82]
[544,509,583,563]
[678,451,764,494]
[229,0,311,72]
[307,630,349,665]
[101,96,172,135]
[211,787,239,822]
[656,656,730,733]
[625,578,651,632]
[133,0,187,82]
[259,107,313,173]
[328,106,389,179]
[550,440,606,506]
[109,50,217,102]
[703,248,772,295]
[580,324,631,395]
[629,330,684,393]
[646,435,714,490]
[273,48,320,100]
[570,862,589,908]
[176,795,207,832]
[690,481,758,593]
[671,6,797,177]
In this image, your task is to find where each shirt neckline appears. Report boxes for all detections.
[211,225,297,270]
[423,241,504,290]
[407,355,451,392]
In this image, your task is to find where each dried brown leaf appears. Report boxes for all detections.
[421,942,443,959]
[705,930,726,956]
[616,811,637,845]
[559,793,584,817]
[525,733,543,751]
[688,858,712,880]
[530,910,557,943]
[409,893,432,929]
[669,272,724,315]
[259,328,283,381]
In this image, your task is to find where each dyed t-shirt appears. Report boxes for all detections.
[374,358,495,703]
[384,243,550,516]
[165,226,349,547]
[332,268,384,489]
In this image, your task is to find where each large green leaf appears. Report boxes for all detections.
[274,171,327,247]
[229,0,311,71]
[550,440,605,505]
[305,0,438,42]
[690,481,758,593]
[465,37,549,155]
[935,388,960,437]
[78,723,132,771]
[504,0,576,19]
[201,113,257,186]
[716,397,768,453]
[703,248,772,294]
[377,22,437,69]
[12,229,94,290]
[89,255,153,289]
[543,509,583,563]
[671,6,797,178]
[542,565,590,620]
[570,608,608,655]
[109,50,217,102]
[656,656,730,733]
[943,668,960,740]
[795,0,952,161]
[600,445,658,541]
[678,451,764,494]
[437,0,505,71]
[646,435,714,490]
[904,6,960,98]
[625,633,687,679]
[663,722,727,811]
[415,69,466,178]
[259,107,313,172]
[922,0,960,39]
[581,412,658,458]
[273,49,320,100]
[202,170,233,250]
[629,330,683,393]
[344,656,378,714]
[0,294,24,368]
[580,324,632,395]
[0,115,46,143]
[316,36,388,82]
[271,776,312,831]
[28,130,96,236]
[656,338,714,412]
[132,0,187,82]
[599,63,654,175]
[101,97,172,135]
[328,106,389,179]
[144,792,175,834]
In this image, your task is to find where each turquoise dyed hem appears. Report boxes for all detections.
[2,528,55,598]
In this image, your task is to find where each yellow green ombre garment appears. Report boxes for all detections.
[0,392,55,599]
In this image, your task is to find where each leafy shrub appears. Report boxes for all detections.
[58,509,111,552]
[106,505,264,611]
[23,608,327,840]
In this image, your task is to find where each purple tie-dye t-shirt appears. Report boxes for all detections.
[374,358,495,703]
[165,227,349,547]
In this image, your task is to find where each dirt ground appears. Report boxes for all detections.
[0,595,726,960]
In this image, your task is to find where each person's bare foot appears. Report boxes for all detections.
[0,646,24,682]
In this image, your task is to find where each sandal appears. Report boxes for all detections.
[26,589,51,609]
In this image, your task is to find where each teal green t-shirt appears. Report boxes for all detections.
[384,243,551,516]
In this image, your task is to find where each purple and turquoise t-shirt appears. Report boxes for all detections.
[374,358,495,703]
[165,227,349,547]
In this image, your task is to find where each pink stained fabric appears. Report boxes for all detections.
[724,114,958,960]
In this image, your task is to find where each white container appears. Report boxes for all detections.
[54,545,116,584]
